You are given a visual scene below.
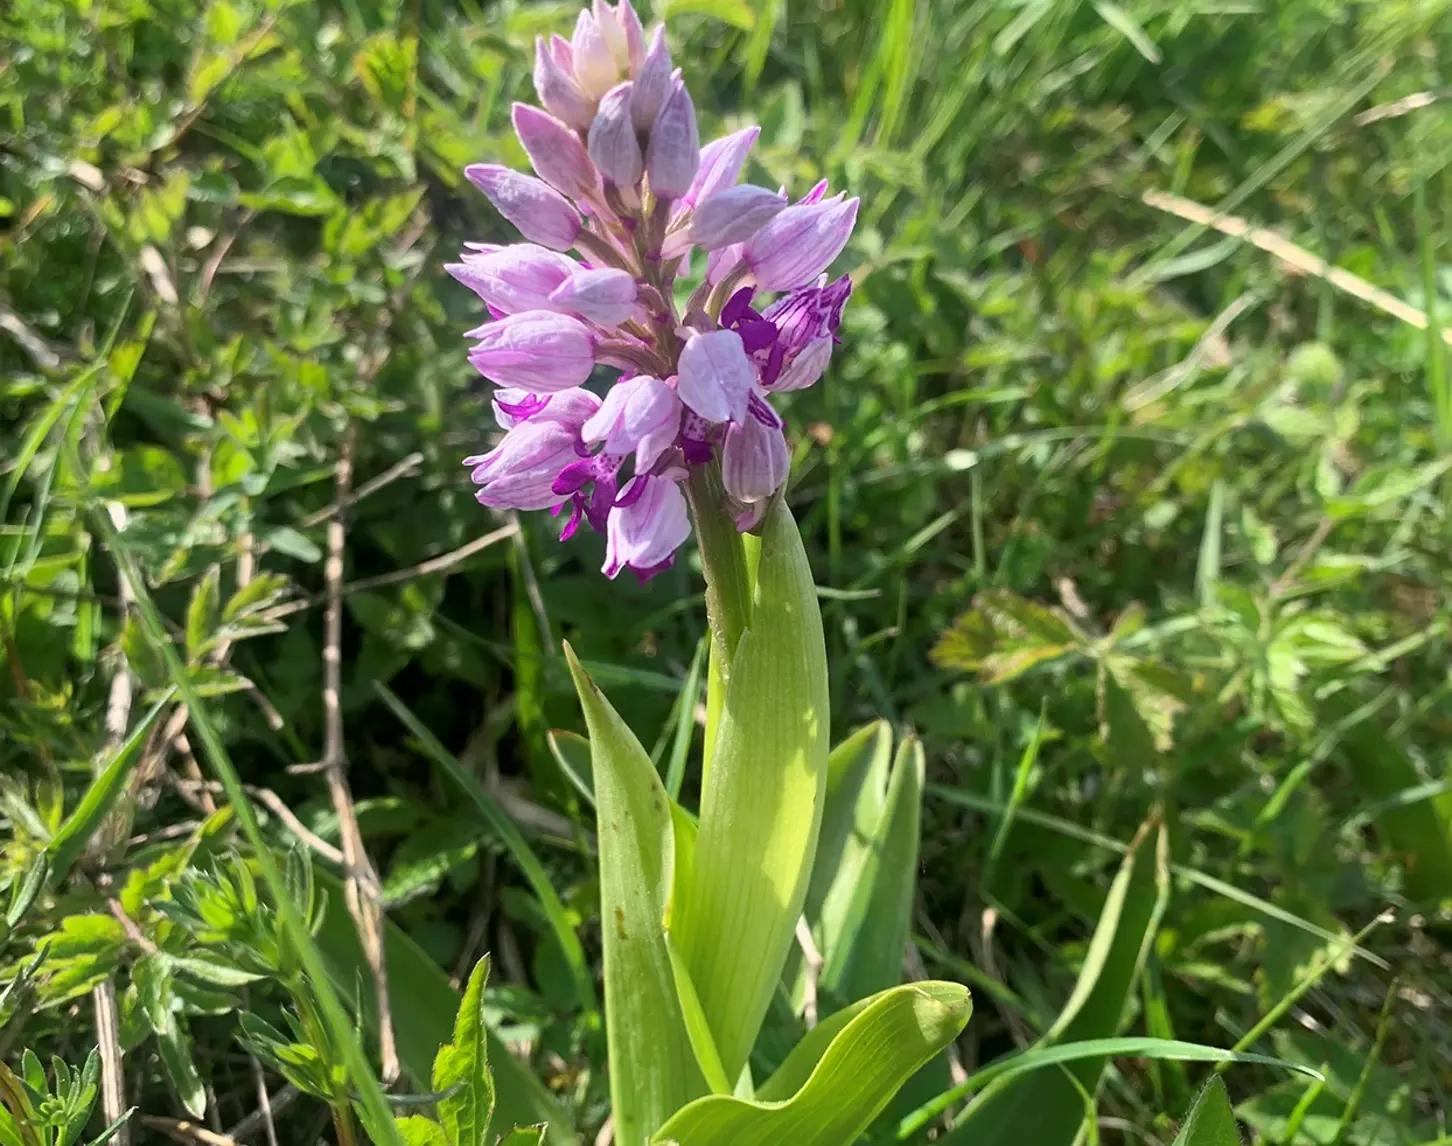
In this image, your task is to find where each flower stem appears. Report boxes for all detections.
[686,464,753,777]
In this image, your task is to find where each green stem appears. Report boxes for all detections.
[686,465,754,780]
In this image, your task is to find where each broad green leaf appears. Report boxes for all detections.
[674,497,830,1080]
[938,820,1169,1145]
[651,981,970,1145]
[566,646,707,1144]
[395,1117,449,1146]
[312,869,578,1144]
[665,936,731,1095]
[48,694,171,885]
[826,736,924,1001]
[786,721,892,1012]
[1171,1078,1240,1146]
[434,956,494,1146]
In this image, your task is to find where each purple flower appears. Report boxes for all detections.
[449,2,856,579]
[468,311,597,391]
[582,374,681,470]
[604,474,691,580]
[466,165,581,251]
[549,267,638,326]
[745,196,859,291]
[677,330,753,424]
[466,393,599,510]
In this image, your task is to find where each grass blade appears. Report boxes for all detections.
[374,682,599,1017]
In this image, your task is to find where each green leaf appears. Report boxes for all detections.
[661,0,756,28]
[5,851,49,930]
[157,1020,206,1119]
[787,722,892,1012]
[903,1038,1319,1138]
[546,730,594,807]
[185,567,219,661]
[48,695,171,884]
[825,735,924,1001]
[311,869,579,1144]
[395,1117,449,1146]
[1329,697,1452,902]
[496,1128,547,1145]
[650,981,970,1145]
[170,952,266,988]
[1171,1078,1240,1146]
[565,646,707,1143]
[673,497,830,1081]
[434,956,495,1146]
[1091,1,1162,63]
[935,820,1169,1145]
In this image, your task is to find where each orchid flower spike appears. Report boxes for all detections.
[450,1,856,580]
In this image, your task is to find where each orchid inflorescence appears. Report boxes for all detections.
[448,0,858,580]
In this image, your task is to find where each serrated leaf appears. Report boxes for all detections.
[673,498,830,1082]
[434,956,495,1146]
[1171,1078,1241,1146]
[566,647,706,1144]
[650,981,970,1145]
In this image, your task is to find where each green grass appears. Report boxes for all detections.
[3,0,1451,1142]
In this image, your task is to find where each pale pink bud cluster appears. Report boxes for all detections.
[448,0,858,580]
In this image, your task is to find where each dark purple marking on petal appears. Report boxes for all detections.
[720,286,759,328]
[747,391,782,428]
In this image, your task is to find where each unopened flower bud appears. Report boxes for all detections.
[512,104,600,202]
[588,82,644,189]
[549,267,638,325]
[676,329,752,424]
[618,1,646,72]
[682,126,759,209]
[466,165,581,251]
[691,184,787,250]
[631,26,672,130]
[533,36,594,131]
[722,413,790,503]
[446,244,576,314]
[571,8,619,99]
[744,196,859,291]
[592,0,630,72]
[468,310,597,391]
[646,81,700,200]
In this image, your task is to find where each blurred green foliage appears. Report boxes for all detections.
[3,0,1452,1141]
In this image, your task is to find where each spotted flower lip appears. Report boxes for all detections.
[451,0,856,580]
